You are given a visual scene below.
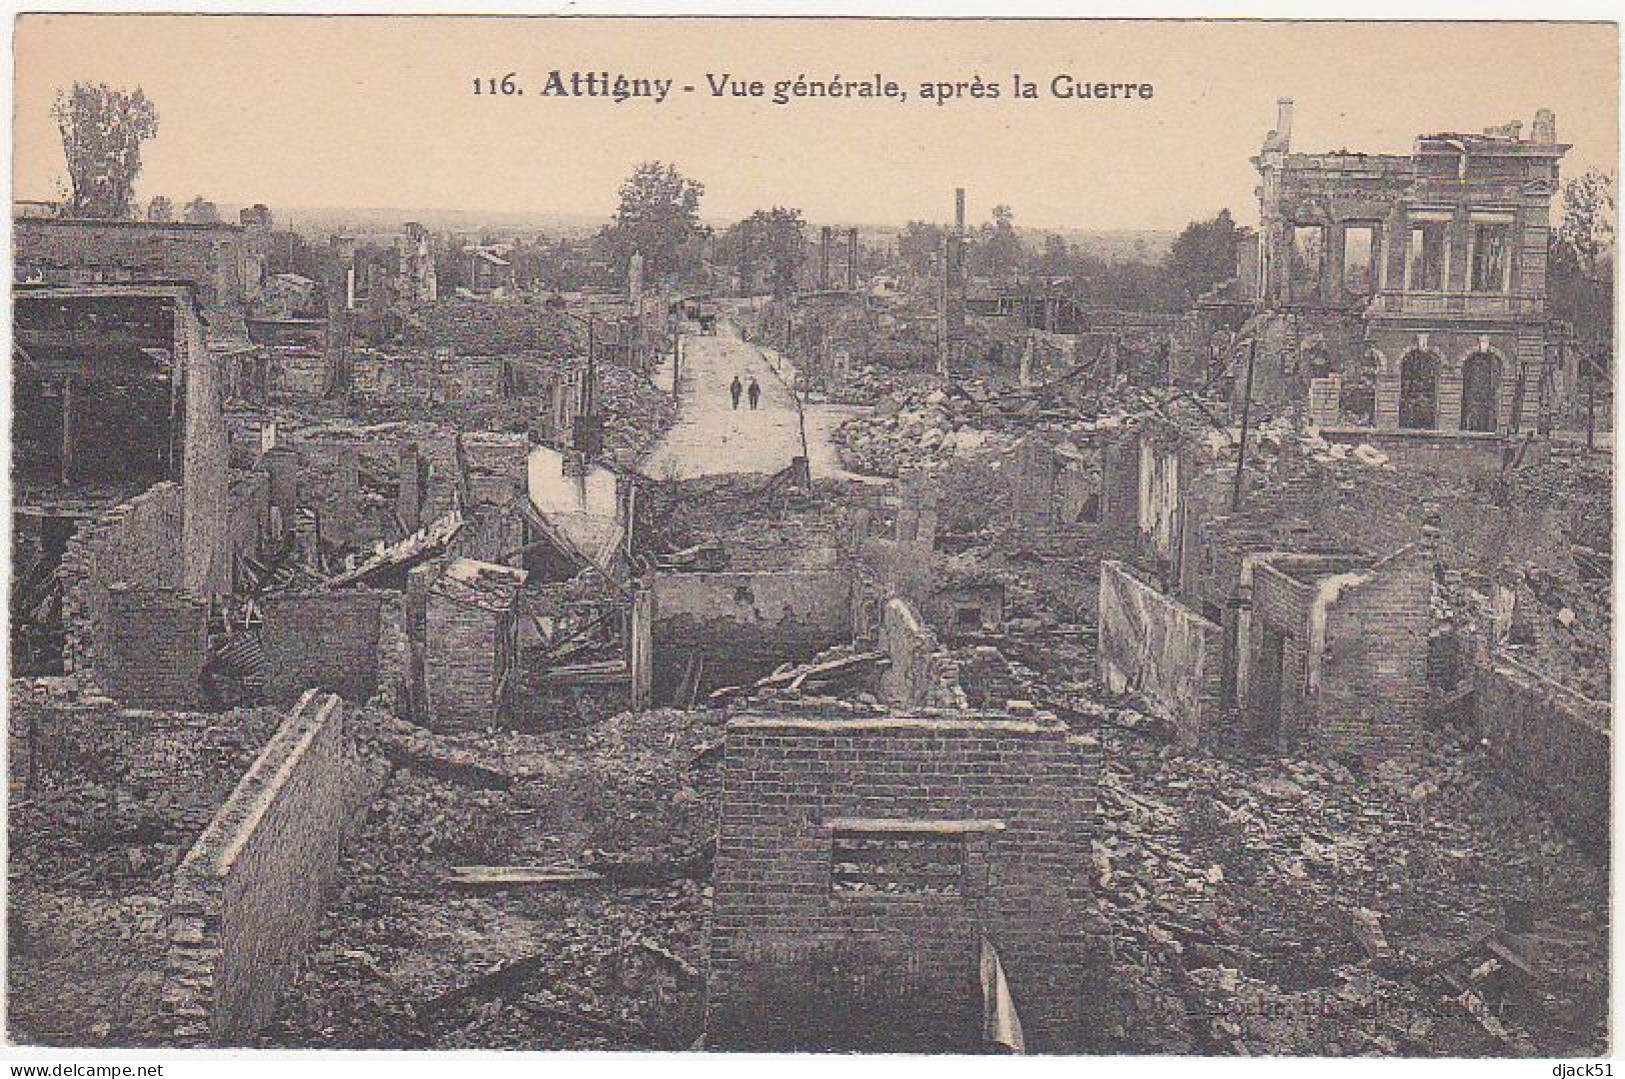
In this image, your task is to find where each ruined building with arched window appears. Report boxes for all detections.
[1242,99,1575,470]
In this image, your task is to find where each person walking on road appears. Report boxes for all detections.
[747,377,762,410]
[730,374,743,410]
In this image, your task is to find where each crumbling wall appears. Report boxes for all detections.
[1475,659,1610,856]
[878,598,963,709]
[166,691,379,1044]
[100,585,209,709]
[225,470,270,585]
[1097,561,1222,743]
[259,590,387,705]
[650,570,853,685]
[708,712,1108,1053]
[7,689,280,831]
[1311,549,1434,761]
[422,593,509,731]
[60,482,185,689]
[13,218,248,306]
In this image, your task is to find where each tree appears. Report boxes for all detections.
[1037,234,1073,278]
[895,221,944,277]
[600,161,705,279]
[183,196,220,224]
[52,82,159,219]
[1164,209,1244,306]
[719,207,807,296]
[146,195,173,222]
[975,204,1023,279]
[1548,169,1615,378]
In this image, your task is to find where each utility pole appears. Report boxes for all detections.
[1231,337,1258,512]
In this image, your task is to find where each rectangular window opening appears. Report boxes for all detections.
[1471,222,1511,293]
[1287,224,1324,303]
[1406,222,1447,292]
[1342,225,1377,295]
[830,826,975,897]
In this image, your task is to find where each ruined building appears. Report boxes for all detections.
[11,215,268,684]
[1248,99,1571,456]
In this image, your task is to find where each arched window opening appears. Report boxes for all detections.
[1460,351,1501,433]
[1399,351,1439,430]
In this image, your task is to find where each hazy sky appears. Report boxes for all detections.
[12,16,1618,231]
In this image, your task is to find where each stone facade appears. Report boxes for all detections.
[1253,99,1569,434]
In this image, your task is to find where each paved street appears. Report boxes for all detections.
[641,322,866,481]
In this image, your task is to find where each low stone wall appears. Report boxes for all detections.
[1097,560,1223,743]
[165,691,381,1044]
[7,685,283,838]
[1475,658,1610,857]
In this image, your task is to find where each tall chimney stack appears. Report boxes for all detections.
[954,188,966,233]
[1276,97,1294,151]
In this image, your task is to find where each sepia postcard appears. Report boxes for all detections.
[2,9,1617,1066]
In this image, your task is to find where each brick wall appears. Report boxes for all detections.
[165,691,381,1044]
[100,585,209,709]
[422,595,509,731]
[178,300,232,598]
[1244,550,1433,762]
[60,483,185,689]
[259,590,386,704]
[1311,548,1434,760]
[1475,659,1610,856]
[1097,561,1223,743]
[708,711,1110,1053]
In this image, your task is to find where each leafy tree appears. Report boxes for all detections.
[895,220,944,277]
[1165,209,1244,305]
[52,82,159,219]
[146,195,173,222]
[1548,169,1615,378]
[601,161,705,279]
[719,207,807,296]
[183,196,220,224]
[975,204,1023,279]
[1037,234,1074,278]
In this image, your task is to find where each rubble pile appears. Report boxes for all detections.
[1048,695,1605,1055]
[596,362,679,465]
[833,381,1011,476]
[269,707,721,1050]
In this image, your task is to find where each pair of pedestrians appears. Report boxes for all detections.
[729,375,761,411]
